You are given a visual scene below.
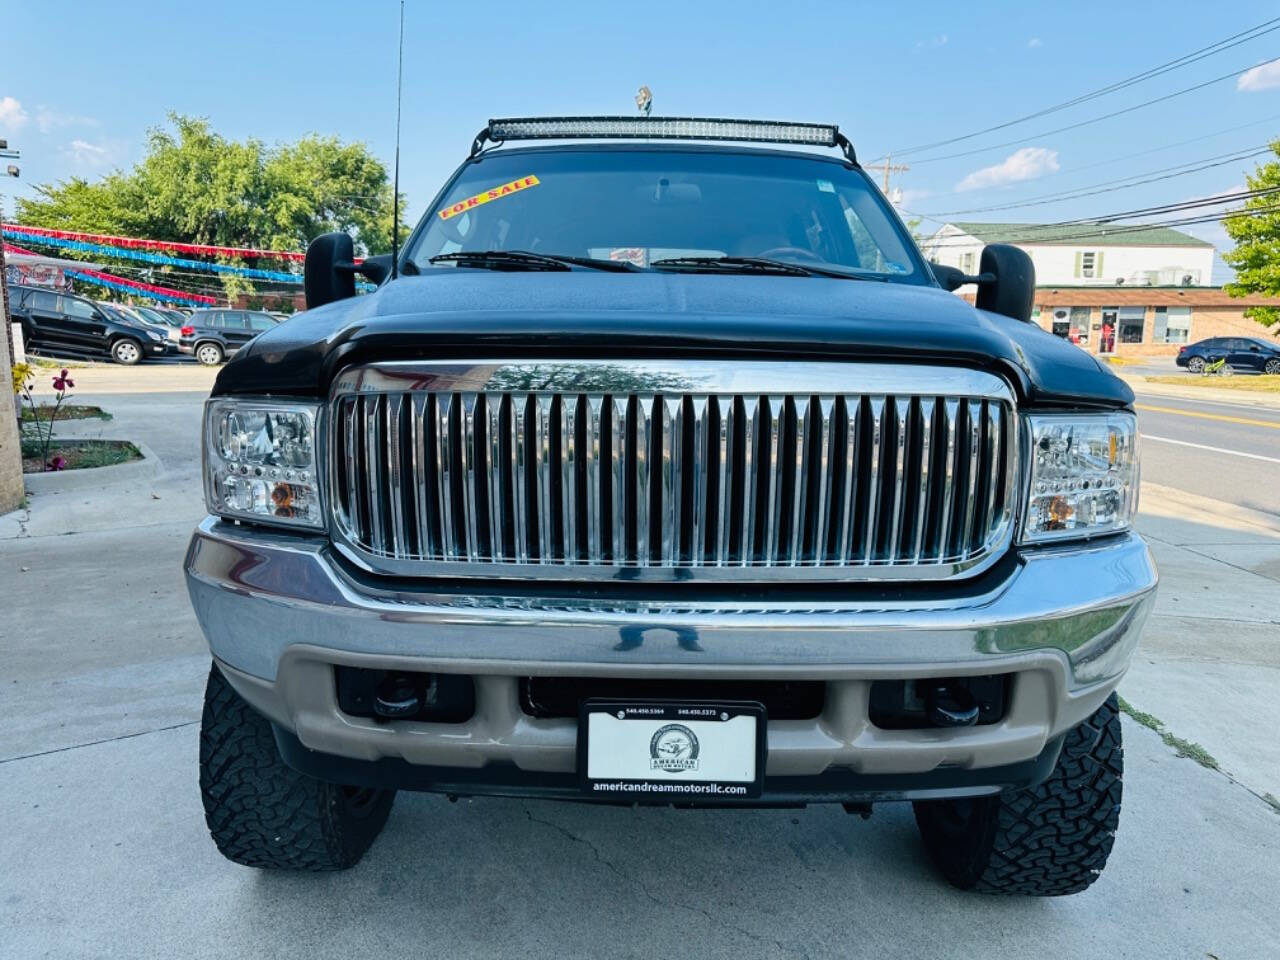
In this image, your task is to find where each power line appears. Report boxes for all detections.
[906,56,1280,166]
[880,15,1280,159]
[923,145,1272,217]
[921,199,1280,252]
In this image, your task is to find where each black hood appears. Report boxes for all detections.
[214,271,1131,408]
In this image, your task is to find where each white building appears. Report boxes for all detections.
[922,222,1215,288]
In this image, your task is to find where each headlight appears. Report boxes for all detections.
[203,399,323,529]
[1021,412,1138,544]
[145,329,163,341]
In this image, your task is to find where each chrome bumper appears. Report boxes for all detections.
[185,517,1155,779]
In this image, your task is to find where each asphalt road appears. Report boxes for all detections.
[1135,389,1280,515]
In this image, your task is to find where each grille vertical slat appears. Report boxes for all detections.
[739,396,759,566]
[332,362,1017,580]
[511,393,529,562]
[385,393,407,557]
[887,396,908,562]
[364,395,386,554]
[689,395,710,563]
[634,395,652,565]
[862,395,885,564]
[913,398,935,562]
[715,397,731,566]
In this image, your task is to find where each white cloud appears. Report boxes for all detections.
[1237,58,1280,92]
[915,34,949,50]
[1028,37,1043,48]
[36,106,98,134]
[0,96,29,131]
[956,146,1060,191]
[64,139,109,167]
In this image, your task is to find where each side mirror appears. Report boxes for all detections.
[304,232,357,309]
[975,243,1035,323]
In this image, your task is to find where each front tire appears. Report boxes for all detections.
[111,338,143,365]
[199,663,395,871]
[913,693,1122,896]
[195,341,225,366]
[1266,358,1280,376]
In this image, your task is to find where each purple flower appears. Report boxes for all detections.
[48,455,67,471]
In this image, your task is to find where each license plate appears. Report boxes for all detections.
[579,700,766,799]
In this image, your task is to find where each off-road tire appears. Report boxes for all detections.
[111,337,143,365]
[195,341,224,366]
[912,693,1122,896]
[199,663,395,870]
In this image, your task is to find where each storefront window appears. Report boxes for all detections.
[1154,306,1191,344]
[1119,306,1145,344]
[1048,307,1090,345]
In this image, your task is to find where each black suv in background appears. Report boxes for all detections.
[1176,336,1280,374]
[10,285,170,364]
[179,309,280,365]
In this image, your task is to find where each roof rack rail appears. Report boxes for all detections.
[470,116,856,164]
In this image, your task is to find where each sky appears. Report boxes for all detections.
[4,0,1280,284]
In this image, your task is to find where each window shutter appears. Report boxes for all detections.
[1095,251,1104,278]
[1074,252,1083,278]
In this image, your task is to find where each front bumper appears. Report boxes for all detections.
[186,517,1156,800]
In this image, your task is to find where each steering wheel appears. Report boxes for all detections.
[756,246,825,263]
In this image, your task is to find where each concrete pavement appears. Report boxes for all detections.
[2,364,1278,958]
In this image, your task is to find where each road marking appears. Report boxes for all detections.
[1135,403,1280,429]
[1141,434,1280,464]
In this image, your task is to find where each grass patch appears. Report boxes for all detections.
[21,439,141,474]
[26,356,88,370]
[1145,374,1280,392]
[20,404,112,423]
[1117,695,1219,771]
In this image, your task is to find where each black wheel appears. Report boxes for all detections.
[111,338,143,365]
[913,693,1122,896]
[1265,359,1280,376]
[1186,356,1205,373]
[199,663,395,871]
[195,341,224,366]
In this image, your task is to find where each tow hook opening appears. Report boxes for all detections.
[868,675,1009,731]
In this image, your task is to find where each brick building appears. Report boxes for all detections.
[1028,286,1280,358]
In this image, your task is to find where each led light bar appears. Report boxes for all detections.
[476,116,855,161]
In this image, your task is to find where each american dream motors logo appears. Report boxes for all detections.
[649,723,700,773]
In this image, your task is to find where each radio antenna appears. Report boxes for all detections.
[390,0,405,280]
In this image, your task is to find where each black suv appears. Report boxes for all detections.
[10,285,170,364]
[188,116,1154,896]
[1176,336,1280,374]
[179,309,280,365]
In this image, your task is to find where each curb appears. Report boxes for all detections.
[1120,374,1280,409]
[22,440,160,494]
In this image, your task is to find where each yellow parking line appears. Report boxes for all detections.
[1135,403,1280,429]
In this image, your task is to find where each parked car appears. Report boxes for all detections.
[11,285,170,364]
[178,309,280,365]
[187,116,1154,895]
[1176,336,1280,374]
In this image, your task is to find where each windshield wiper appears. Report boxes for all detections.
[651,256,883,281]
[430,250,642,272]
[430,250,571,271]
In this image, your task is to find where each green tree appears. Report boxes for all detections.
[15,114,407,301]
[1224,139,1280,329]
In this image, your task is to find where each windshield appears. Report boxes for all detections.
[405,148,925,282]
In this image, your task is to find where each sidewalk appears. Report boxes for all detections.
[1126,481,1280,802]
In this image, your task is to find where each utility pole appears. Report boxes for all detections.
[864,154,910,194]
[0,138,24,513]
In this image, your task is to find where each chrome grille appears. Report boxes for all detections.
[329,361,1018,581]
